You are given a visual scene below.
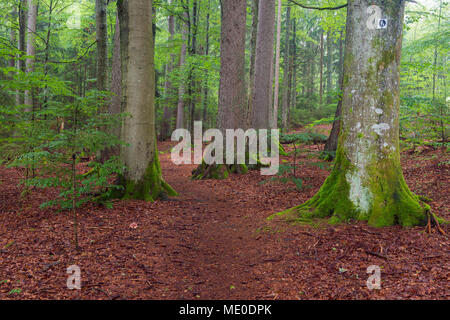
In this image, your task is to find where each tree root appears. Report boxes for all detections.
[191,162,248,180]
[425,209,446,235]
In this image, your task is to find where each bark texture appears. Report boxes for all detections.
[176,12,188,129]
[277,0,427,227]
[117,0,176,200]
[250,0,276,129]
[273,0,282,128]
[192,0,248,180]
[96,0,108,92]
[160,0,176,140]
[24,0,37,111]
[281,6,291,130]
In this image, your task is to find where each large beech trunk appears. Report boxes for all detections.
[278,0,427,227]
[117,0,176,200]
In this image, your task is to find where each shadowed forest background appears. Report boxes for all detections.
[0,0,448,300]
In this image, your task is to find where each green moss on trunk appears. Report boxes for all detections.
[271,143,428,227]
[118,146,177,201]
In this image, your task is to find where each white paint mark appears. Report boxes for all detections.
[375,108,383,115]
[371,123,390,136]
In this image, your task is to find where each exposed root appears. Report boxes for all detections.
[191,162,248,180]
[425,209,446,235]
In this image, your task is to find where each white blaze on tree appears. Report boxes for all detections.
[277,0,428,227]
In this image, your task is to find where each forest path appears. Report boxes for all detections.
[156,142,275,299]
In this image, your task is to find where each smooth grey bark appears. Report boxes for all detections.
[319,31,324,105]
[281,6,291,130]
[282,0,427,227]
[251,0,276,129]
[289,20,297,125]
[176,12,188,129]
[118,0,155,184]
[24,0,37,112]
[273,0,282,128]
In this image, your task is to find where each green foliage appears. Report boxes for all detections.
[400,95,449,149]
[0,44,125,210]
[260,163,304,192]
[280,132,328,144]
[7,89,126,210]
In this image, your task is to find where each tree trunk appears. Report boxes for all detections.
[9,7,17,70]
[96,0,108,92]
[251,0,275,129]
[100,13,122,161]
[246,0,259,128]
[24,0,38,112]
[324,97,341,154]
[16,0,26,105]
[326,31,332,104]
[201,0,211,127]
[324,27,346,154]
[217,0,247,132]
[289,20,297,125]
[160,0,176,140]
[272,0,282,129]
[281,6,291,130]
[279,0,427,227]
[176,12,188,129]
[319,31,324,106]
[192,0,248,180]
[117,0,176,201]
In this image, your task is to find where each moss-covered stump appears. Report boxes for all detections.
[191,162,248,180]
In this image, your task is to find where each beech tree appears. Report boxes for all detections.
[117,0,176,200]
[24,0,37,112]
[278,0,433,227]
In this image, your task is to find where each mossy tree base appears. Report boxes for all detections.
[191,162,248,180]
[117,152,177,201]
[271,148,429,228]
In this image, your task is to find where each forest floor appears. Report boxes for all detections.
[0,127,449,300]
